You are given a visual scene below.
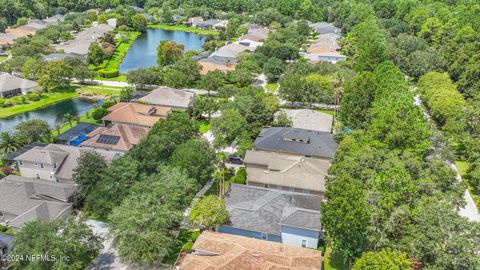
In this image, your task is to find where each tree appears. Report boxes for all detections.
[211,109,248,148]
[119,86,134,102]
[157,40,184,67]
[126,67,160,89]
[108,166,198,266]
[38,61,72,92]
[91,107,109,121]
[188,95,221,119]
[15,119,51,145]
[467,159,480,190]
[8,217,102,270]
[200,70,226,95]
[272,111,293,127]
[86,42,106,66]
[278,73,306,106]
[263,57,285,82]
[63,113,75,127]
[0,132,19,156]
[169,139,215,185]
[132,14,147,32]
[189,195,229,230]
[305,73,335,105]
[73,151,108,203]
[352,249,412,270]
[338,72,377,130]
[322,174,370,263]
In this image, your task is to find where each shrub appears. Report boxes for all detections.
[2,100,14,107]
[101,100,116,109]
[0,98,5,107]
[231,167,246,184]
[92,107,109,121]
[9,95,27,104]
[98,68,119,78]
[27,92,41,101]
[182,241,194,253]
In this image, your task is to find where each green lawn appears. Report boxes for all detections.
[0,89,79,118]
[148,24,219,36]
[317,109,335,115]
[0,56,8,62]
[323,247,348,270]
[77,85,123,96]
[265,82,278,93]
[94,74,128,82]
[456,161,480,208]
[199,120,211,134]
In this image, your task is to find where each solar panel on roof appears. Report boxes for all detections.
[96,134,120,145]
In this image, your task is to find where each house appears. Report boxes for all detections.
[42,52,87,63]
[244,150,329,196]
[0,73,38,98]
[214,20,228,29]
[0,33,16,46]
[304,52,346,64]
[53,122,100,145]
[5,26,37,38]
[172,15,182,23]
[196,19,219,29]
[247,27,269,40]
[310,22,341,34]
[137,87,195,110]
[2,142,48,165]
[102,102,172,127]
[254,127,338,159]
[80,124,149,153]
[274,109,333,133]
[14,144,118,184]
[0,175,75,231]
[179,231,322,269]
[42,14,65,25]
[0,233,14,257]
[184,16,204,27]
[307,33,341,53]
[24,19,48,30]
[209,43,255,64]
[107,18,117,28]
[219,184,323,249]
[55,24,114,55]
[198,57,235,75]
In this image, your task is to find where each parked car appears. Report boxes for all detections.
[228,155,243,165]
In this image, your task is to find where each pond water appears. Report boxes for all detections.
[0,98,95,133]
[118,28,207,73]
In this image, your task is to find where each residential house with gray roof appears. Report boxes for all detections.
[137,87,195,110]
[219,184,322,249]
[0,73,38,98]
[55,24,114,55]
[0,175,75,231]
[42,52,87,63]
[14,144,119,184]
[309,22,341,34]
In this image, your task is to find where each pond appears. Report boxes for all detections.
[119,28,207,73]
[0,98,95,132]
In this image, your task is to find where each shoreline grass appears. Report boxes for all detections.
[148,24,219,36]
[0,90,79,119]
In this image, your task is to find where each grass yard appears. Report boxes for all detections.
[148,24,219,36]
[199,120,211,134]
[77,85,124,96]
[456,161,480,208]
[0,89,79,118]
[94,74,128,82]
[323,247,348,270]
[265,82,278,93]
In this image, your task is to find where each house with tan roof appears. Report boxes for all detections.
[0,175,75,231]
[102,102,171,128]
[304,33,346,64]
[0,33,17,45]
[137,87,195,110]
[184,16,204,27]
[274,109,333,133]
[14,144,118,184]
[244,150,329,196]
[219,184,323,249]
[5,26,37,38]
[178,231,322,269]
[80,124,149,153]
[0,73,38,98]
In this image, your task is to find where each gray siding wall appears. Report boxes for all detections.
[218,225,281,242]
[281,225,319,249]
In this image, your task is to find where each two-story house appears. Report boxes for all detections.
[219,184,323,249]
[244,127,338,196]
[14,144,118,184]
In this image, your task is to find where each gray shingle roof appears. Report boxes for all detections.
[2,142,49,163]
[0,73,38,93]
[224,184,321,235]
[254,127,338,159]
[0,233,14,250]
[43,52,86,63]
[137,87,195,109]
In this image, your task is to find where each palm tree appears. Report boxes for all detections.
[0,132,20,156]
[63,113,74,127]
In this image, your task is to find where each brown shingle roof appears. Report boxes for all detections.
[6,26,37,37]
[102,102,171,127]
[198,60,235,75]
[81,124,148,152]
[179,231,322,270]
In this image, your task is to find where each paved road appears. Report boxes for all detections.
[414,94,480,222]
